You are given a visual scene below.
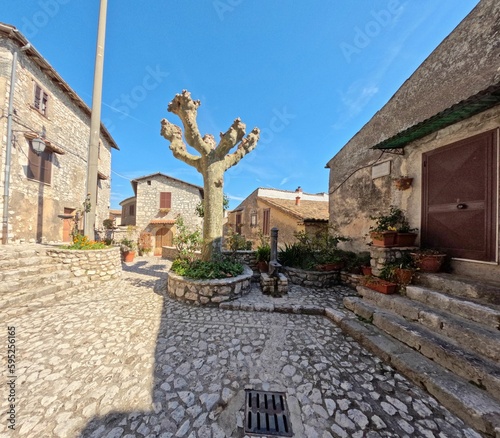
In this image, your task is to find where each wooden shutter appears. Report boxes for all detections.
[160,192,172,209]
[263,209,270,235]
[235,213,242,234]
[27,144,51,184]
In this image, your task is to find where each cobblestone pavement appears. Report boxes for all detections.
[1,258,485,437]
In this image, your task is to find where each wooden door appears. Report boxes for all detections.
[62,208,75,242]
[422,129,497,261]
[155,227,173,255]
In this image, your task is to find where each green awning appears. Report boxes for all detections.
[372,83,500,150]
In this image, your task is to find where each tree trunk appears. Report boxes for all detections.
[201,160,224,261]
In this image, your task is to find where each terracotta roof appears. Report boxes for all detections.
[149,219,176,225]
[259,197,329,222]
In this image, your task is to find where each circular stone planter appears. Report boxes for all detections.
[167,265,253,305]
[283,266,340,288]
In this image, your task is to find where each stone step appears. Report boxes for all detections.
[0,263,59,282]
[0,255,55,270]
[0,269,72,293]
[357,286,500,363]
[0,245,48,261]
[1,276,91,309]
[415,272,500,306]
[336,314,500,437]
[344,296,500,401]
[406,285,500,330]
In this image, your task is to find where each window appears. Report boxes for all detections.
[262,209,270,235]
[160,192,172,209]
[33,83,48,116]
[129,204,135,216]
[27,141,52,184]
[250,211,257,227]
[235,212,242,234]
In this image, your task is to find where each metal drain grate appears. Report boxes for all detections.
[244,390,293,436]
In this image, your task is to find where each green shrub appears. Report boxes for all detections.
[171,256,243,279]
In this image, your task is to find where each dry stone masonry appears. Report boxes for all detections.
[46,247,122,282]
[167,265,253,305]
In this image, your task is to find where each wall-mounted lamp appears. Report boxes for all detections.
[31,137,46,154]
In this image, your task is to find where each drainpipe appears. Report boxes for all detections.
[2,51,17,244]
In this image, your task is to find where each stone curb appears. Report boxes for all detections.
[219,299,500,437]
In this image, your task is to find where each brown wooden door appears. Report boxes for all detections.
[62,208,75,242]
[155,227,173,255]
[422,129,497,261]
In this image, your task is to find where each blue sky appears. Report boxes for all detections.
[3,0,479,209]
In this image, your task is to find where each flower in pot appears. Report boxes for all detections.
[369,206,403,247]
[396,218,418,247]
[316,248,346,271]
[120,238,137,262]
[411,249,446,273]
[256,244,271,273]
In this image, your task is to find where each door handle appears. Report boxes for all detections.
[457,203,467,209]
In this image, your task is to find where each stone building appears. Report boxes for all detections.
[325,0,500,282]
[0,23,118,243]
[119,172,203,255]
[226,187,329,248]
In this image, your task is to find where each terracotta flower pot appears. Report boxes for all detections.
[394,177,413,191]
[316,262,344,271]
[123,250,136,262]
[395,232,418,247]
[258,261,269,273]
[361,266,372,276]
[362,277,397,294]
[411,253,445,273]
[370,231,397,247]
[394,268,413,285]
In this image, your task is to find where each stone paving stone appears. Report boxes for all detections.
[0,258,486,437]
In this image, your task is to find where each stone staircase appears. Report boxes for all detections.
[343,274,500,437]
[0,245,92,311]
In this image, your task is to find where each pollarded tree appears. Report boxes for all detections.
[161,90,260,261]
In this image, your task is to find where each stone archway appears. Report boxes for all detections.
[155,226,173,256]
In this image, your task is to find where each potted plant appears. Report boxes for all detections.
[394,176,414,191]
[315,248,346,271]
[120,238,137,262]
[361,276,397,294]
[137,231,153,256]
[368,206,403,247]
[256,244,271,273]
[395,217,418,247]
[411,249,446,273]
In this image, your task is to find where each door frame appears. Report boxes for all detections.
[421,128,499,264]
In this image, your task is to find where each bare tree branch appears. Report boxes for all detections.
[216,118,246,159]
[161,119,201,170]
[167,90,211,155]
[224,127,260,171]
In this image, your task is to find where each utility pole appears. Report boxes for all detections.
[84,0,108,239]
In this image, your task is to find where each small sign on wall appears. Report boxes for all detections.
[372,160,391,179]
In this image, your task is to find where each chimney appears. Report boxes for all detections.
[295,186,302,206]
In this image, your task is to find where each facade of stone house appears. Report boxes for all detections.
[0,23,118,244]
[119,173,203,255]
[325,0,500,282]
[226,187,329,248]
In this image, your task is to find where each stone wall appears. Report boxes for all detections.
[167,265,252,305]
[369,246,413,277]
[136,175,203,232]
[46,247,122,282]
[283,266,340,288]
[162,247,258,271]
[0,37,115,244]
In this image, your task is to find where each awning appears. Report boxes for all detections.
[24,132,65,154]
[372,83,500,150]
[149,219,176,225]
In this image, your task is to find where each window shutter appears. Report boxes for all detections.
[263,209,270,235]
[160,192,172,209]
[27,146,41,181]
